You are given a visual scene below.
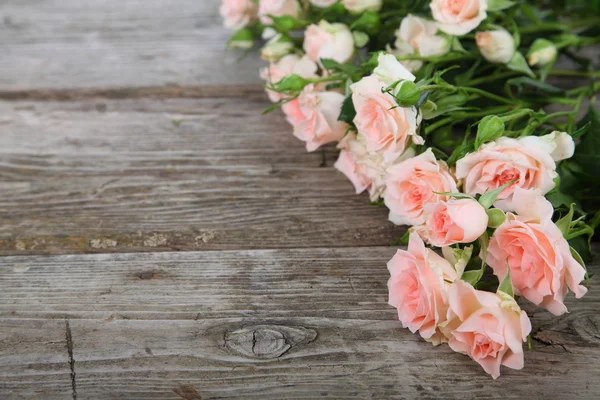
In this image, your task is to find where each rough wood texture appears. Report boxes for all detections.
[0,98,404,255]
[0,249,598,399]
[0,0,263,91]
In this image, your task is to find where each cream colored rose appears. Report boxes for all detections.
[259,54,319,103]
[335,133,415,201]
[258,0,302,25]
[309,0,338,7]
[261,34,295,61]
[304,21,355,64]
[388,15,451,72]
[430,0,487,36]
[475,29,515,64]
[220,0,258,30]
[455,136,559,211]
[342,0,382,13]
[281,84,347,152]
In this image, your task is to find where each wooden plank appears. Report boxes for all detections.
[0,98,404,255]
[0,0,263,91]
[0,248,598,399]
[0,319,73,399]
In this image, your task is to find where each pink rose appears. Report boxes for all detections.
[430,0,487,36]
[423,198,488,247]
[281,84,347,151]
[220,0,258,30]
[304,21,355,64]
[443,280,531,379]
[487,187,588,315]
[384,149,458,226]
[260,54,319,103]
[351,75,423,162]
[388,232,457,345]
[455,136,558,211]
[258,0,302,25]
[335,133,415,201]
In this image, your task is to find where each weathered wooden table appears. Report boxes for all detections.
[0,1,598,399]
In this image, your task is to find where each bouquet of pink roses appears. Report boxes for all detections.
[220,0,600,378]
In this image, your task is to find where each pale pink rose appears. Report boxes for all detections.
[342,0,382,13]
[423,198,488,247]
[258,0,302,25]
[309,0,338,7]
[385,149,458,226]
[281,84,347,151]
[335,133,415,201]
[351,75,422,162]
[430,0,488,36]
[220,0,258,30]
[389,15,451,72]
[304,21,355,64]
[259,54,319,103]
[443,280,531,379]
[388,232,457,345]
[455,136,558,211]
[487,187,588,316]
[475,29,515,64]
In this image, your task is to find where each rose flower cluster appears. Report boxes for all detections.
[221,0,599,378]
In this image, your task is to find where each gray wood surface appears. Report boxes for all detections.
[0,98,404,255]
[0,249,598,399]
[0,0,263,91]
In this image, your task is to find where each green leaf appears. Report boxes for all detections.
[571,121,591,139]
[507,52,535,78]
[227,28,254,49]
[350,11,381,35]
[271,74,311,92]
[433,191,476,200]
[338,95,356,124]
[497,267,515,297]
[570,246,587,269]
[488,0,516,11]
[555,203,575,237]
[479,180,517,209]
[320,58,361,79]
[268,15,302,32]
[475,116,505,149]
[506,77,563,94]
[461,232,489,286]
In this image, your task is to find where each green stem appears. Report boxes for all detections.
[549,70,600,78]
[467,71,520,86]
[499,109,535,123]
[460,87,518,105]
[566,80,600,97]
[425,117,453,134]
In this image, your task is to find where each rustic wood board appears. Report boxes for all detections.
[0,248,598,399]
[0,98,404,255]
[0,0,263,91]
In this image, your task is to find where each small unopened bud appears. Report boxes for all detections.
[393,80,421,107]
[352,31,370,48]
[527,39,557,67]
[261,34,294,62]
[487,208,507,228]
[475,29,515,64]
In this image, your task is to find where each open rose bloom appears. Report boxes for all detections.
[487,188,588,315]
[443,281,532,379]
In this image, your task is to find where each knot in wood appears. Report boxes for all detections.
[224,325,316,359]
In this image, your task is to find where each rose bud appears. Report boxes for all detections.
[475,29,515,64]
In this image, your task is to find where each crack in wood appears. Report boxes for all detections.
[0,85,265,101]
[65,320,77,400]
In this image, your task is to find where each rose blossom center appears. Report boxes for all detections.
[446,0,468,15]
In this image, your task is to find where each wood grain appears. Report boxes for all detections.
[0,98,404,255]
[0,248,598,399]
[0,0,263,91]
